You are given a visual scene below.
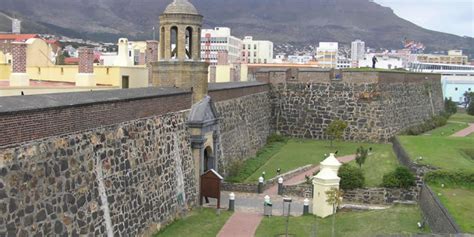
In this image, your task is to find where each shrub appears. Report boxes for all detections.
[400,115,447,136]
[325,120,348,147]
[444,98,457,116]
[266,133,287,144]
[355,146,368,168]
[425,170,474,188]
[382,167,415,188]
[468,101,474,116]
[338,164,365,190]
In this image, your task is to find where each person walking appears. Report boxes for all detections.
[372,56,378,69]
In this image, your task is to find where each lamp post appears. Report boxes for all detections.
[228,192,235,212]
[283,197,292,237]
[278,177,284,195]
[258,176,264,194]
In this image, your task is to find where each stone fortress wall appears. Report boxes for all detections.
[0,83,272,236]
[0,69,444,236]
[257,69,444,141]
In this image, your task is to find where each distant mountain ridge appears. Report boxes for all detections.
[1,0,473,56]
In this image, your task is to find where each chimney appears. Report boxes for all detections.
[75,47,96,87]
[9,42,29,87]
[114,38,132,66]
[146,40,159,85]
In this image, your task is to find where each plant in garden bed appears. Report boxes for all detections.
[338,164,365,190]
[382,167,415,188]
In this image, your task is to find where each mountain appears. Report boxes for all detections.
[1,0,473,56]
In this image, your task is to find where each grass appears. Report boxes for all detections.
[469,132,474,138]
[154,208,232,237]
[429,184,474,233]
[345,144,399,187]
[398,136,474,172]
[244,139,398,187]
[255,205,429,237]
[449,112,474,124]
[423,122,468,136]
[226,141,286,183]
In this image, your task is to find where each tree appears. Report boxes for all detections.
[444,98,457,116]
[325,120,348,147]
[326,187,344,237]
[355,146,368,169]
[467,101,474,116]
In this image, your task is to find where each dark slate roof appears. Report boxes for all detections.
[208,81,267,91]
[0,87,189,114]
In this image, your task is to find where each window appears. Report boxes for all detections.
[248,44,251,50]
[254,44,257,50]
[455,88,458,91]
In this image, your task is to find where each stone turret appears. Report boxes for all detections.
[152,0,209,103]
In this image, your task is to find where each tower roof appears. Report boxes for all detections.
[163,0,199,15]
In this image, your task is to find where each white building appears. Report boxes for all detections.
[12,19,21,34]
[316,42,338,68]
[337,57,351,69]
[242,36,273,64]
[201,27,242,65]
[288,55,313,64]
[351,40,365,66]
[408,62,474,103]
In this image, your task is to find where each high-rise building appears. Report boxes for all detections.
[316,42,338,68]
[241,36,273,64]
[201,27,242,65]
[12,19,21,34]
[351,40,365,67]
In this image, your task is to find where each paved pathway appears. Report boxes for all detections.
[217,212,262,237]
[265,154,356,195]
[451,123,474,137]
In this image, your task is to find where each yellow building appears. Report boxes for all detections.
[416,50,468,65]
[213,64,248,83]
[25,38,55,67]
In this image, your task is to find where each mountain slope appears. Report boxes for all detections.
[1,0,473,55]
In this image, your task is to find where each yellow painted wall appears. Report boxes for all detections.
[25,65,148,88]
[0,51,5,64]
[0,86,118,97]
[215,65,231,83]
[241,64,248,82]
[26,38,55,67]
[0,64,11,80]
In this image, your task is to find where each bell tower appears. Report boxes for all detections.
[152,0,209,103]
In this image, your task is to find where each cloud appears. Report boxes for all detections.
[375,0,474,37]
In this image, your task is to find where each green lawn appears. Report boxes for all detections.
[244,140,399,187]
[449,112,474,124]
[469,132,474,138]
[154,208,232,237]
[430,185,474,233]
[346,144,399,187]
[423,122,468,136]
[398,136,474,172]
[255,205,429,237]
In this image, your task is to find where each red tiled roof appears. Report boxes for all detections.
[0,34,39,42]
[64,57,80,65]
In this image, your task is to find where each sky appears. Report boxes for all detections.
[374,0,474,37]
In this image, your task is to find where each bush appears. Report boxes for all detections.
[401,115,448,135]
[468,101,474,116]
[382,167,415,188]
[338,164,365,190]
[444,98,457,116]
[266,133,287,144]
[425,170,474,188]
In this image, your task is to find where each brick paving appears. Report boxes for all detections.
[451,123,474,137]
[216,212,262,237]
